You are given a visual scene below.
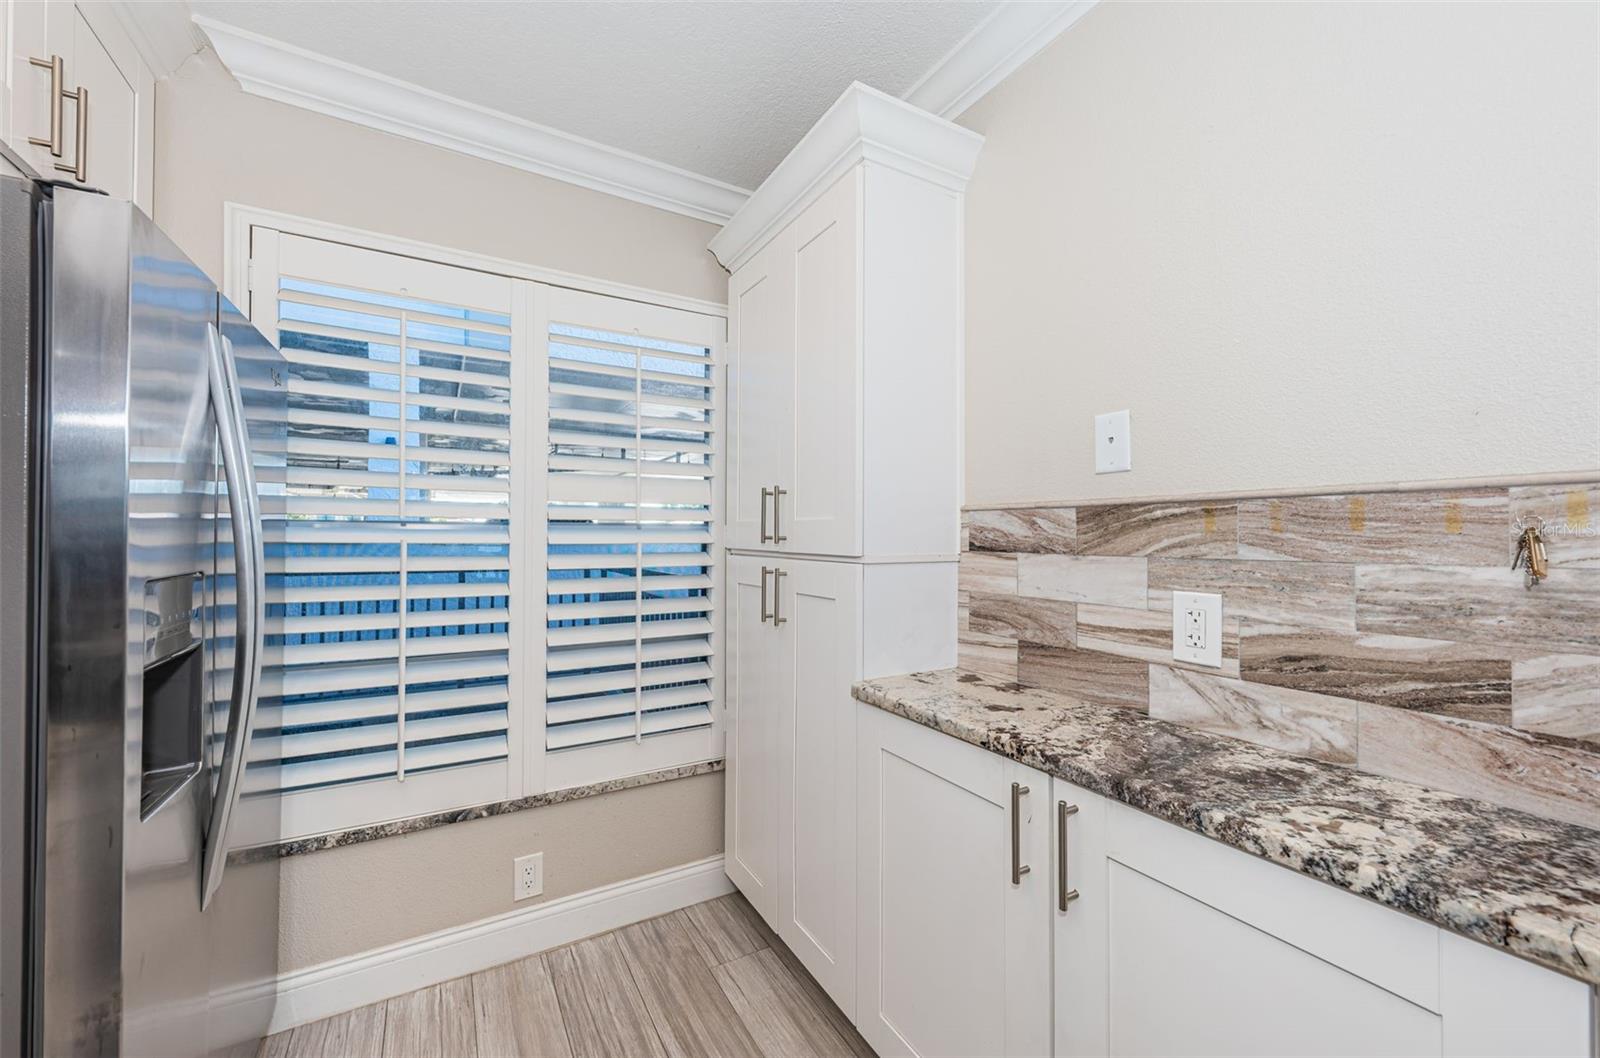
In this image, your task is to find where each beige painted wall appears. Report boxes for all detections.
[155,48,729,970]
[154,48,727,301]
[227,772,725,972]
[961,1,1599,507]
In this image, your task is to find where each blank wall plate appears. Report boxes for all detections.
[1171,590,1223,668]
[1095,410,1132,474]
[514,852,544,901]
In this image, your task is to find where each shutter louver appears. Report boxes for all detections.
[250,268,516,798]
[545,320,717,757]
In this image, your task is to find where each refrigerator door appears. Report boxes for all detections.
[0,173,42,1058]
[204,298,285,1058]
[38,190,281,1057]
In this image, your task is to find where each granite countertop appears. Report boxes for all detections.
[853,669,1600,986]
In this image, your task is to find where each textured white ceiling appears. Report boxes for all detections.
[187,0,998,190]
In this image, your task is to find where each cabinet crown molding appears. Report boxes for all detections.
[707,82,983,272]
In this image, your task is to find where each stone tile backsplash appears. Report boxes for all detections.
[960,481,1600,831]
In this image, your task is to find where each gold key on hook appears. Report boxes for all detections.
[1513,525,1549,583]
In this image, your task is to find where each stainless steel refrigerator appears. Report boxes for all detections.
[0,176,285,1057]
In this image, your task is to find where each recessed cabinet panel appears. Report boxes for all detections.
[1053,778,1109,1058]
[1106,862,1442,1057]
[777,559,860,1016]
[857,705,1051,1058]
[790,172,861,556]
[69,6,136,201]
[727,230,795,551]
[725,556,782,921]
[3,2,151,208]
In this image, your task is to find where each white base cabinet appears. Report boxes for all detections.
[857,704,1596,1058]
[856,703,1052,1058]
[1052,777,1109,1058]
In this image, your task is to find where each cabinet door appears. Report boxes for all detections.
[5,3,148,208]
[774,558,860,1017]
[723,555,785,922]
[726,227,794,551]
[65,4,137,202]
[787,171,861,556]
[856,704,1051,1058]
[1052,778,1109,1058]
[1106,862,1441,1057]
[7,1,72,179]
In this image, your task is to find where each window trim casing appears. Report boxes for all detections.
[222,203,728,846]
[222,203,728,321]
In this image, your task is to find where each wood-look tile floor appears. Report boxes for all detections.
[258,892,875,1058]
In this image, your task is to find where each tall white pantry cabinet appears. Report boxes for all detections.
[711,82,982,1017]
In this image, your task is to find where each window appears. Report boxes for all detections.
[541,289,722,791]
[234,224,724,844]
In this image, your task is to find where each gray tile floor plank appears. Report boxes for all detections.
[471,952,571,1058]
[281,1018,330,1058]
[438,976,478,1058]
[257,1029,296,1058]
[714,948,855,1058]
[761,933,876,1058]
[548,934,666,1058]
[615,913,762,1058]
[249,894,872,1058]
[678,892,772,968]
[313,998,385,1056]
[382,983,442,1057]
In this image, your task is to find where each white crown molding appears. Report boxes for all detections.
[193,17,751,225]
[707,81,985,272]
[209,856,733,1040]
[902,0,1100,121]
[107,1,207,79]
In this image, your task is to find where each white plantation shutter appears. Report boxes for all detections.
[241,233,522,834]
[230,221,726,843]
[542,289,723,789]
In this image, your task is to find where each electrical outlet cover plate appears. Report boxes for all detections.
[514,852,544,901]
[1171,591,1223,668]
[1095,410,1132,474]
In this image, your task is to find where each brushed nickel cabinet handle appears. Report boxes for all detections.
[759,486,773,544]
[773,486,787,544]
[1057,801,1081,911]
[53,85,86,183]
[772,568,787,626]
[759,566,772,624]
[1011,782,1031,884]
[27,55,64,156]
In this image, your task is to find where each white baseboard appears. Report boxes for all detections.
[224,856,734,1037]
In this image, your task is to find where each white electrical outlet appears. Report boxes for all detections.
[1171,591,1223,668]
[1095,410,1132,474]
[513,852,544,901]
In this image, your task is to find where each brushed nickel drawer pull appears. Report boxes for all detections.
[759,566,772,624]
[53,84,86,183]
[772,486,787,544]
[772,568,787,626]
[1058,801,1081,911]
[760,487,773,544]
[27,55,64,156]
[1011,782,1030,884]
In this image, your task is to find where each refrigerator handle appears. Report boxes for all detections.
[200,323,265,910]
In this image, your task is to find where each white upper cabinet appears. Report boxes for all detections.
[789,170,860,556]
[714,82,981,559]
[3,1,154,211]
[728,225,795,551]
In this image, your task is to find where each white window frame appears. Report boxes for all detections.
[223,204,728,845]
